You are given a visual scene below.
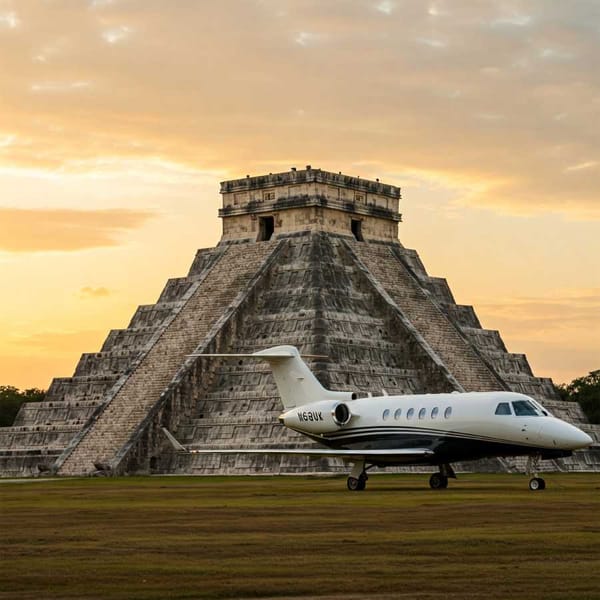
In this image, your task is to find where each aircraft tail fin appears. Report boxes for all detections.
[189,345,350,409]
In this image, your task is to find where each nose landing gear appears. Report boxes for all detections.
[528,477,546,491]
[526,454,546,491]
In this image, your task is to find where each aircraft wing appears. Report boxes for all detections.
[162,428,433,462]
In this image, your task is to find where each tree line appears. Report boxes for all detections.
[0,386,46,427]
[556,370,600,424]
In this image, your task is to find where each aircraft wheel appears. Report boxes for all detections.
[529,477,545,491]
[429,473,448,490]
[347,477,361,491]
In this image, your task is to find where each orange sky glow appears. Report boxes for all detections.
[0,0,598,389]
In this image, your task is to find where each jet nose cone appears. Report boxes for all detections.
[540,421,594,450]
[562,424,593,450]
[574,430,594,449]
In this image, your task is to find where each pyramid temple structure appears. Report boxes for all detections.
[1,166,598,477]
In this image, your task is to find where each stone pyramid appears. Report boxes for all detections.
[1,167,598,477]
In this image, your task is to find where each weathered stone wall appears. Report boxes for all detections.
[219,167,401,243]
[220,167,400,212]
[221,206,398,242]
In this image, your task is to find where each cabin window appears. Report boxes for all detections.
[257,216,274,241]
[512,400,540,417]
[418,408,426,420]
[431,407,439,419]
[444,406,452,419]
[382,409,390,421]
[394,408,402,420]
[407,408,415,420]
[495,402,512,415]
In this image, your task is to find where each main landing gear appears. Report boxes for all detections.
[429,463,457,490]
[526,454,546,491]
[347,461,369,491]
[429,473,448,489]
[346,462,459,491]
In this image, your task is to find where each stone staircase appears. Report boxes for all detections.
[349,241,503,393]
[56,240,280,475]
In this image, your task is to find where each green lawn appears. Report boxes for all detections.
[1,474,599,599]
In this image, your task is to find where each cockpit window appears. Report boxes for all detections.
[512,400,541,417]
[495,402,512,415]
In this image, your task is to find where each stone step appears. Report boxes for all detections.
[74,349,142,378]
[0,449,63,477]
[101,326,158,352]
[13,399,101,427]
[45,374,120,403]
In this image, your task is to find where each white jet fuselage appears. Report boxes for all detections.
[280,391,592,465]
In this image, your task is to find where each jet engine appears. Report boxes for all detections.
[279,400,356,434]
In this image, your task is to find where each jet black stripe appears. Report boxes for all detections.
[319,427,544,449]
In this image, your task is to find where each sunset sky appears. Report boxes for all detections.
[0,0,598,389]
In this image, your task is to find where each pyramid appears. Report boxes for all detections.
[1,166,598,477]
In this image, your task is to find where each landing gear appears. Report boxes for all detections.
[429,473,448,489]
[347,461,368,491]
[526,454,546,491]
[529,477,546,491]
[429,463,456,490]
[347,473,368,491]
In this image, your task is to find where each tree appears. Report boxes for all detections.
[556,370,600,424]
[0,386,46,427]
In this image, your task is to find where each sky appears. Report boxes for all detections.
[0,0,598,389]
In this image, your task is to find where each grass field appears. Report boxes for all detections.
[1,473,600,600]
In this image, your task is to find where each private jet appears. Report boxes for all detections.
[163,346,592,491]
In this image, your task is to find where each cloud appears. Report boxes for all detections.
[79,286,111,298]
[11,329,107,353]
[101,25,132,45]
[0,208,154,253]
[0,1,598,219]
[474,288,600,383]
[565,161,598,173]
[376,1,394,16]
[0,329,108,387]
[0,11,19,29]
[30,80,92,93]
[476,288,600,338]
